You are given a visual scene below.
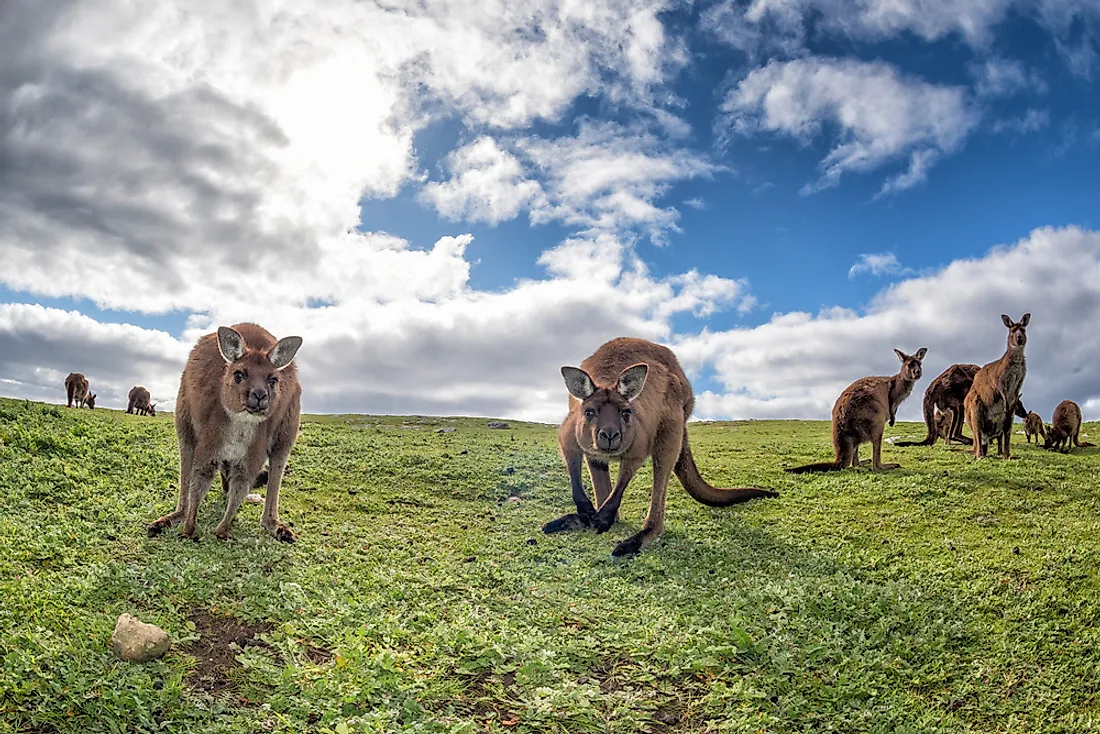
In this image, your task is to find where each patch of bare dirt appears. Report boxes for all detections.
[183,610,272,698]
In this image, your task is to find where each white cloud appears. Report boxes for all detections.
[992,108,1051,136]
[971,58,1049,98]
[419,137,543,224]
[848,253,912,279]
[721,58,979,195]
[683,197,710,210]
[676,226,1100,423]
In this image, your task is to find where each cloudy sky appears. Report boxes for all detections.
[1,0,1099,424]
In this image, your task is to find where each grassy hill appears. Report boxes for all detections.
[2,396,1099,733]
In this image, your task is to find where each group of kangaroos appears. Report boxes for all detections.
[61,312,1091,557]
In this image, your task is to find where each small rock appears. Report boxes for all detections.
[436,427,456,434]
[526,538,537,546]
[504,466,515,475]
[463,555,476,563]
[487,421,510,429]
[1012,546,1021,555]
[244,493,265,505]
[111,613,170,663]
[505,496,521,504]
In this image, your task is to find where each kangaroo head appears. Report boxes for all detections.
[85,393,96,409]
[147,402,157,417]
[893,347,926,381]
[217,326,302,420]
[561,362,648,455]
[1001,313,1029,349]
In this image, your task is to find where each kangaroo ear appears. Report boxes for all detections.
[217,327,246,363]
[268,336,303,370]
[561,367,595,400]
[893,349,906,362]
[914,347,927,360]
[1019,312,1030,327]
[1001,314,1013,328]
[617,363,649,402]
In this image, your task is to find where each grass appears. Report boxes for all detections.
[2,396,1100,733]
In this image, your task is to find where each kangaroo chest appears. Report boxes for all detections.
[217,414,266,464]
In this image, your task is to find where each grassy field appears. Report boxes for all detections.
[2,396,1100,733]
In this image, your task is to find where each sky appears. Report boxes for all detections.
[1,0,1099,424]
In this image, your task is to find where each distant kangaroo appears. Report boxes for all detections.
[127,386,156,416]
[895,363,980,446]
[786,348,926,473]
[1024,411,1045,443]
[964,314,1029,460]
[1043,400,1094,452]
[65,372,94,408]
[543,337,777,557]
[148,323,303,542]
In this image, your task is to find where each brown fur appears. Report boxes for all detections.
[543,337,777,557]
[964,314,1029,459]
[1024,411,1045,443]
[786,348,926,473]
[1043,400,1094,452]
[147,323,303,542]
[64,372,95,409]
[934,408,954,445]
[894,363,980,446]
[127,386,156,416]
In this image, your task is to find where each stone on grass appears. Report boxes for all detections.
[436,427,456,434]
[487,421,510,429]
[112,613,170,663]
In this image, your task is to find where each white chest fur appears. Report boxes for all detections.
[218,412,265,464]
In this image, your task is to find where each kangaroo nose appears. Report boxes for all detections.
[598,428,621,446]
[247,388,269,409]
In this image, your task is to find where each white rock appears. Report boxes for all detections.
[111,613,169,663]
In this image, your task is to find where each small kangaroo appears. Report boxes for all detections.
[964,314,1029,459]
[543,337,777,557]
[934,407,954,445]
[64,372,94,408]
[148,323,303,542]
[786,348,926,473]
[895,363,980,446]
[127,386,157,416]
[1043,400,1094,452]
[1024,411,1045,443]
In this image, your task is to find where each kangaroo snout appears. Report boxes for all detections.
[597,428,621,451]
[247,388,269,411]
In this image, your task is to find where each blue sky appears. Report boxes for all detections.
[1,0,1099,422]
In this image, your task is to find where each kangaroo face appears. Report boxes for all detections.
[893,347,927,380]
[217,326,302,421]
[561,363,648,456]
[85,393,96,409]
[1001,313,1029,349]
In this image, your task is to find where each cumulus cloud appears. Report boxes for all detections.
[677,226,1100,423]
[848,253,912,279]
[419,137,543,225]
[720,58,979,196]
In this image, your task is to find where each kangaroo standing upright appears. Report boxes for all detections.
[1024,411,1045,443]
[894,363,980,446]
[148,323,303,542]
[964,314,1029,459]
[786,348,926,473]
[543,337,777,557]
[1043,400,1094,452]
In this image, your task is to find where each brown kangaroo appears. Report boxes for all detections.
[894,363,980,446]
[1024,411,1045,443]
[786,348,926,473]
[148,323,303,542]
[1043,400,1094,452]
[65,372,92,408]
[964,314,1029,459]
[127,386,157,416]
[543,337,777,557]
[934,407,954,445]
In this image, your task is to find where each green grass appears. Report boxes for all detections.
[2,396,1100,733]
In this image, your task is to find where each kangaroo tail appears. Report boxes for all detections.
[784,461,843,474]
[894,390,936,447]
[674,430,778,506]
[1076,440,1095,448]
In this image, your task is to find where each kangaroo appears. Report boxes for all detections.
[1024,411,1045,443]
[148,323,303,542]
[786,348,926,473]
[895,363,980,446]
[65,372,89,408]
[934,407,954,445]
[964,314,1029,459]
[1043,400,1094,452]
[543,337,777,557]
[127,386,156,416]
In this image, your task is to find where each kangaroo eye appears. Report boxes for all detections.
[584,408,596,420]
[233,371,244,384]
[621,409,632,420]
[268,375,278,387]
